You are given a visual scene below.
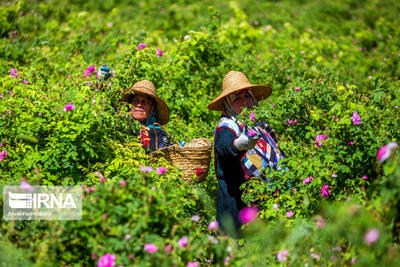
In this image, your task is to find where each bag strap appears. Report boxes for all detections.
[152,123,182,147]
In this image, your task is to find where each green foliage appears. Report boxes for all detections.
[0,0,399,266]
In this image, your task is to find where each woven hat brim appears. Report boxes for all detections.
[122,87,170,125]
[207,84,272,111]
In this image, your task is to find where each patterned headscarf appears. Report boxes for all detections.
[222,89,257,118]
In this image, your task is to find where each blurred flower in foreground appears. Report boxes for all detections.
[156,167,166,175]
[140,166,153,173]
[97,254,116,267]
[238,206,258,224]
[144,243,158,253]
[20,180,34,192]
[178,236,188,248]
[364,228,379,245]
[187,262,198,267]
[137,43,147,50]
[285,211,293,218]
[277,250,289,262]
[208,221,218,231]
[191,215,200,222]
[376,142,398,163]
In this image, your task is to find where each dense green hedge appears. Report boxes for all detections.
[0,0,399,266]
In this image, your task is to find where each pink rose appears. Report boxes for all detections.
[97,254,116,267]
[351,111,361,125]
[144,243,158,253]
[63,103,76,112]
[321,185,332,197]
[208,221,219,231]
[376,142,398,163]
[20,180,34,192]
[285,211,293,218]
[137,43,147,50]
[178,236,188,248]
[156,167,167,175]
[277,250,289,262]
[364,229,379,245]
[238,206,258,224]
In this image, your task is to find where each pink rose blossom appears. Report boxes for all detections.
[165,244,172,252]
[120,180,126,186]
[83,65,96,77]
[351,111,361,125]
[125,234,131,240]
[351,258,356,264]
[277,250,289,262]
[295,87,301,91]
[249,112,255,121]
[191,215,200,222]
[100,177,105,183]
[303,177,314,185]
[140,166,153,172]
[0,150,7,162]
[22,80,28,84]
[97,254,116,267]
[137,43,147,50]
[315,216,326,229]
[208,221,219,231]
[156,167,167,175]
[364,228,379,245]
[20,180,34,192]
[63,103,76,112]
[187,262,198,267]
[87,187,92,193]
[315,134,327,147]
[321,185,332,197]
[285,211,294,218]
[144,243,158,253]
[376,142,398,163]
[238,206,258,224]
[178,236,188,248]
[362,176,368,180]
[348,141,354,145]
[156,49,163,57]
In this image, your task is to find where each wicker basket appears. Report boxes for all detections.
[152,137,212,183]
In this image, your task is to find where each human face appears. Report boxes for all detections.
[130,95,154,122]
[231,90,255,114]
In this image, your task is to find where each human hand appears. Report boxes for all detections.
[233,134,259,151]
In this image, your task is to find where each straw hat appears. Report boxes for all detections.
[208,71,272,111]
[122,80,170,125]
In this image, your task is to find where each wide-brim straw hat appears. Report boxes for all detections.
[122,80,170,125]
[208,71,272,111]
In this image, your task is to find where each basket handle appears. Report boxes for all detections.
[152,122,182,147]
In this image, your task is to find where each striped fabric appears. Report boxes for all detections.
[215,116,285,186]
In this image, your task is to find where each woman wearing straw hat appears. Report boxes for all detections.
[122,80,171,152]
[208,71,285,237]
